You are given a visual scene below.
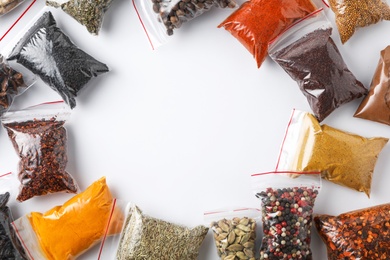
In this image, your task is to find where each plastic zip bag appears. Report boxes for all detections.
[252,171,321,260]
[2,101,79,202]
[276,109,388,197]
[204,207,260,260]
[268,9,367,122]
[132,0,237,49]
[0,0,25,16]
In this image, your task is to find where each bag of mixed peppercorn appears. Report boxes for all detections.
[268,9,367,122]
[2,101,78,202]
[251,171,321,260]
[276,109,388,197]
[218,0,317,68]
[314,203,390,259]
[132,0,237,49]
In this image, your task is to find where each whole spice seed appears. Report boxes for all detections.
[269,27,367,122]
[354,45,390,125]
[116,204,209,260]
[152,0,237,36]
[0,192,27,259]
[314,203,390,259]
[218,0,317,68]
[0,0,24,15]
[328,0,390,43]
[3,117,78,202]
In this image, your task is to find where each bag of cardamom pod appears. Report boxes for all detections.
[275,109,388,197]
[0,0,25,16]
[132,0,237,49]
[204,208,260,260]
[251,171,321,260]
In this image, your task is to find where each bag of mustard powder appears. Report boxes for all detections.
[275,109,388,197]
[11,176,124,260]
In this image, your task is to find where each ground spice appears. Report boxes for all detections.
[7,11,109,108]
[269,27,367,122]
[329,0,390,43]
[276,110,388,197]
[355,46,390,125]
[0,192,27,260]
[3,117,77,202]
[314,203,390,259]
[218,0,317,68]
[116,204,209,259]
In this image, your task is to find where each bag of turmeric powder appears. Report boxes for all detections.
[275,109,388,197]
[11,176,124,260]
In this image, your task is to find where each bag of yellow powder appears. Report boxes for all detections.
[11,176,124,260]
[275,109,388,197]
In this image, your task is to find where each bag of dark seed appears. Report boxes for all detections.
[251,171,321,260]
[0,0,25,16]
[5,9,109,108]
[314,203,390,259]
[268,9,367,122]
[132,0,237,49]
[46,0,115,35]
[1,101,79,202]
[204,208,260,260]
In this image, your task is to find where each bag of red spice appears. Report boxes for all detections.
[132,0,237,49]
[268,9,367,122]
[1,101,79,202]
[252,171,321,260]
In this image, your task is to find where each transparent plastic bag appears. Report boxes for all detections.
[252,171,321,260]
[5,10,109,108]
[0,0,25,16]
[2,101,79,202]
[268,9,367,122]
[218,0,317,68]
[314,203,390,259]
[276,109,388,197]
[12,176,124,260]
[132,0,237,49]
[354,45,390,126]
[46,0,115,35]
[204,208,260,260]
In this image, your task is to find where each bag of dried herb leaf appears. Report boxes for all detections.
[268,9,367,122]
[2,101,79,202]
[252,171,321,260]
[314,203,390,259]
[204,208,260,260]
[132,0,237,49]
[0,0,25,16]
[46,0,115,35]
[5,10,109,108]
[276,109,388,197]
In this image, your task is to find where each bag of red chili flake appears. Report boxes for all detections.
[252,171,321,260]
[314,203,390,259]
[1,101,78,202]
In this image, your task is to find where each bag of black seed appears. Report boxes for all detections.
[252,171,321,260]
[204,208,260,260]
[268,9,367,122]
[5,9,109,108]
[132,0,237,49]
[0,0,25,16]
[1,101,79,202]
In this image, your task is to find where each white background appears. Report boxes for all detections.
[1,0,390,259]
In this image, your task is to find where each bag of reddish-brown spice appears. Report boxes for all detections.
[132,0,237,49]
[314,203,390,259]
[1,101,79,202]
[268,9,367,122]
[252,171,321,260]
[218,0,318,68]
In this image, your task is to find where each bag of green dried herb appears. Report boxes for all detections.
[268,9,367,122]
[132,0,237,49]
[0,0,25,16]
[314,203,390,259]
[252,171,321,260]
[5,10,109,108]
[204,208,260,260]
[275,109,388,197]
[46,0,115,35]
[1,101,79,202]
